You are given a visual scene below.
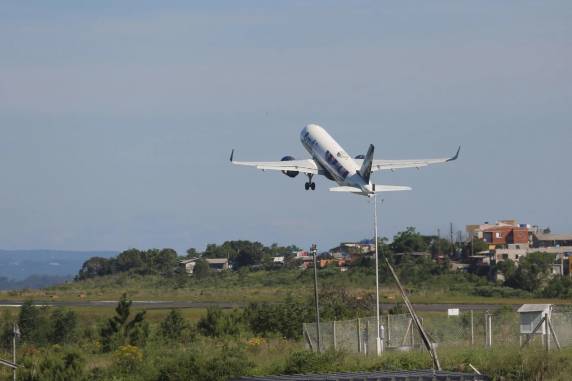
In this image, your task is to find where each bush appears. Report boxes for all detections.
[113,345,144,373]
[18,300,50,345]
[100,294,149,352]
[19,348,86,381]
[156,345,253,381]
[159,309,193,342]
[197,307,242,337]
[49,308,78,344]
[282,350,345,374]
[541,276,572,298]
[243,295,309,339]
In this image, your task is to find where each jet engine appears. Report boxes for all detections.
[354,154,366,159]
[280,156,299,178]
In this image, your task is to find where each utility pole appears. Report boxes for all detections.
[437,228,441,257]
[13,323,19,381]
[373,194,382,356]
[311,243,321,352]
[450,222,454,257]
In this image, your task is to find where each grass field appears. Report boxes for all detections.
[0,268,571,380]
[0,270,572,304]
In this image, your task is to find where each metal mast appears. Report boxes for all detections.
[311,243,321,352]
[374,194,382,355]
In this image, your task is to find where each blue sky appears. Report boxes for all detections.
[0,1,570,253]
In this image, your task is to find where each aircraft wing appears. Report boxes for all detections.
[355,146,460,172]
[230,150,319,174]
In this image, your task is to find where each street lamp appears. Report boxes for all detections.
[373,194,383,355]
[311,243,321,352]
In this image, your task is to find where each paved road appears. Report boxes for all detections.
[0,299,520,311]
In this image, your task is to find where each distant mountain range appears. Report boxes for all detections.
[0,250,118,289]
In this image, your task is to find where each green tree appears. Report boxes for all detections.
[243,295,309,339]
[100,294,148,352]
[18,300,50,345]
[77,257,112,280]
[391,227,427,254]
[114,249,145,273]
[159,309,189,342]
[197,307,241,337]
[0,309,14,350]
[429,237,451,257]
[505,252,554,292]
[149,248,179,276]
[49,308,78,344]
[541,276,572,298]
[19,349,85,381]
[193,258,211,279]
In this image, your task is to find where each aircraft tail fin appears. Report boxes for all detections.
[359,144,374,183]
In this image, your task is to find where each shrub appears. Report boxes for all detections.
[49,308,78,344]
[156,345,252,381]
[282,350,344,374]
[159,309,192,342]
[113,345,144,373]
[243,295,309,339]
[19,348,86,381]
[18,300,50,345]
[541,276,572,298]
[100,294,149,351]
[197,307,242,337]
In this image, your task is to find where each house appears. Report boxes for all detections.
[272,256,285,264]
[466,220,531,250]
[179,257,230,274]
[449,261,470,272]
[319,258,346,268]
[329,242,375,257]
[329,242,375,265]
[533,233,572,249]
[297,256,314,269]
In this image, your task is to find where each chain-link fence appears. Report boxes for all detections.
[303,309,572,354]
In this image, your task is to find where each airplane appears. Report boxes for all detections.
[230,124,460,197]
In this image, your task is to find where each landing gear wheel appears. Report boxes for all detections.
[305,174,314,191]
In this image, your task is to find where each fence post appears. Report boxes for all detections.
[544,313,550,351]
[333,320,337,351]
[485,313,493,348]
[357,318,361,353]
[387,314,391,346]
[365,320,369,355]
[470,310,474,346]
[484,313,488,348]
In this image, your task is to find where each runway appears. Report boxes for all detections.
[0,299,521,311]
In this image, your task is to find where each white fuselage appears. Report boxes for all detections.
[300,124,372,193]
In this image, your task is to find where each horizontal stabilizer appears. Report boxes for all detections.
[329,186,363,193]
[329,185,412,194]
[373,185,412,192]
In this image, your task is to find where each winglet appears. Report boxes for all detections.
[447,146,461,162]
[230,149,235,162]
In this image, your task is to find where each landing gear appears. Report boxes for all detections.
[305,174,316,191]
